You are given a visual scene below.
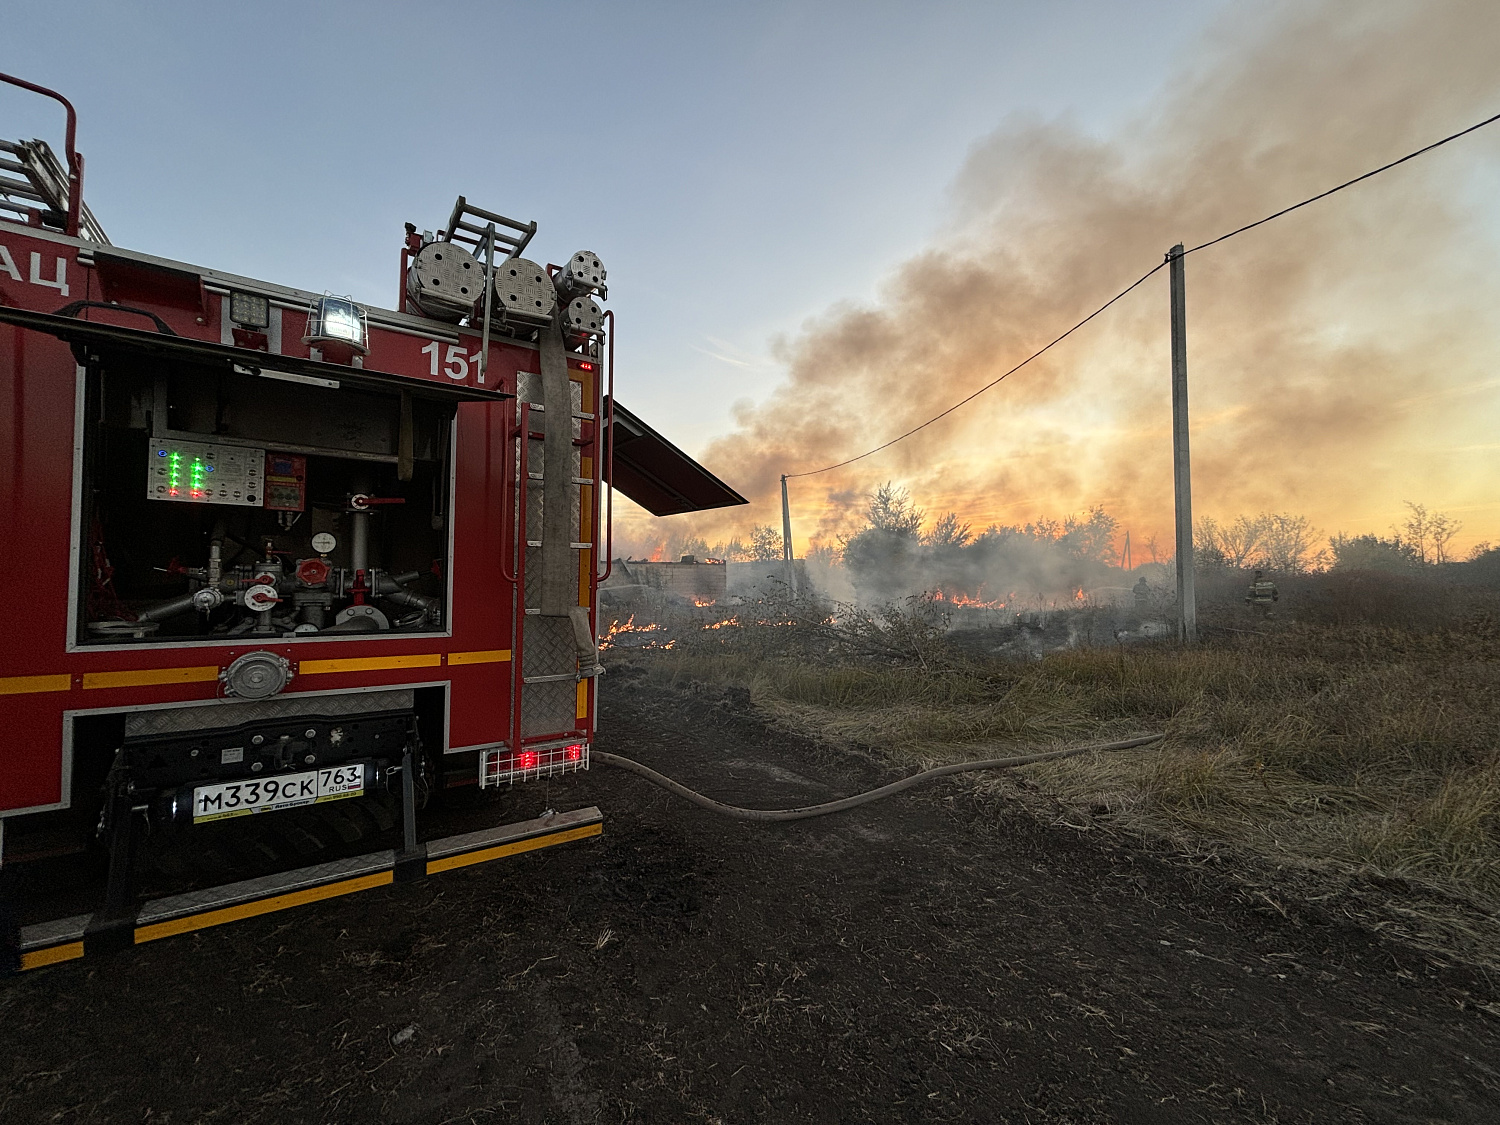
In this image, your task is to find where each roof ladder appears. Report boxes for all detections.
[0,138,109,243]
[441,196,533,260]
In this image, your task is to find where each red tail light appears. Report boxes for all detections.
[479,742,590,787]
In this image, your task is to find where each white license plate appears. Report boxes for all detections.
[192,764,366,823]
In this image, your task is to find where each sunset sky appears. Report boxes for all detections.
[668,0,1500,561]
[5,1,1497,558]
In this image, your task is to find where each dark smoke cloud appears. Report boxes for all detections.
[617,0,1500,560]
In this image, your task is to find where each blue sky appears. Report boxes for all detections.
[2,0,1230,449]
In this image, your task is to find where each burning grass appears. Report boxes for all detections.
[609,579,1500,961]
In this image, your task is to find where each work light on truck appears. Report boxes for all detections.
[303,293,369,355]
[229,290,271,329]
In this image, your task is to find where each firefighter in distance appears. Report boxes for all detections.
[1245,570,1279,616]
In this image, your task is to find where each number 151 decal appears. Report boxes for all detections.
[421,340,488,383]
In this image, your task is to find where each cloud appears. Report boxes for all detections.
[689,341,757,369]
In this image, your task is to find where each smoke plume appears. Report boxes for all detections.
[616,0,1500,562]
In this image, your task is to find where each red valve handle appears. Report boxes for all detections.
[297,557,332,586]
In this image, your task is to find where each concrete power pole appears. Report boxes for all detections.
[1168,244,1196,643]
[780,474,798,597]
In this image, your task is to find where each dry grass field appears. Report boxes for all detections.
[613,569,1500,967]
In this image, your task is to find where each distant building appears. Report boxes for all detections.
[602,556,727,605]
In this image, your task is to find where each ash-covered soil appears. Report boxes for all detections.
[3,670,1500,1124]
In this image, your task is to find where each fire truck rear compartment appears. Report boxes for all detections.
[81,353,452,644]
[0,68,755,968]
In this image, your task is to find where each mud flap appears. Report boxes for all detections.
[0,870,19,976]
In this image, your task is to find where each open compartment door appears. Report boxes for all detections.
[604,398,748,516]
[0,303,509,405]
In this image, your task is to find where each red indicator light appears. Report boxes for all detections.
[565,744,582,762]
[168,488,179,497]
[517,751,539,770]
[578,362,594,371]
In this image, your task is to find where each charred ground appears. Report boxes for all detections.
[3,660,1500,1123]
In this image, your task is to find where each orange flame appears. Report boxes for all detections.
[599,614,667,649]
[931,587,1009,609]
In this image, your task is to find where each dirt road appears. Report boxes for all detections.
[3,669,1499,1123]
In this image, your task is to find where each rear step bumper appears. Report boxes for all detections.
[17,806,602,971]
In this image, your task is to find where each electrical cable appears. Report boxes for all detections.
[593,732,1163,822]
[1179,108,1500,257]
[786,107,1500,480]
[785,263,1165,478]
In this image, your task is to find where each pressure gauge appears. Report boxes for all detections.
[312,532,336,554]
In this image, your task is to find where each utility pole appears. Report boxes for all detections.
[1122,529,1132,573]
[780,474,798,597]
[1168,243,1196,643]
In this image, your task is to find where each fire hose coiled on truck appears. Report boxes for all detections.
[593,733,1164,823]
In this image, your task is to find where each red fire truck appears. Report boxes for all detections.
[0,73,745,970]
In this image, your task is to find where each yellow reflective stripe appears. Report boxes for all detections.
[133,871,394,945]
[82,666,218,690]
[0,673,72,696]
[576,679,589,719]
[447,649,511,666]
[425,822,602,876]
[21,823,602,968]
[298,654,441,675]
[20,941,85,970]
[578,543,592,604]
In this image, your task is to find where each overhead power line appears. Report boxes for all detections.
[786,107,1500,479]
[1180,108,1500,257]
[786,261,1165,478]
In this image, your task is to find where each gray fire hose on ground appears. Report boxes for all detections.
[593,733,1163,823]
